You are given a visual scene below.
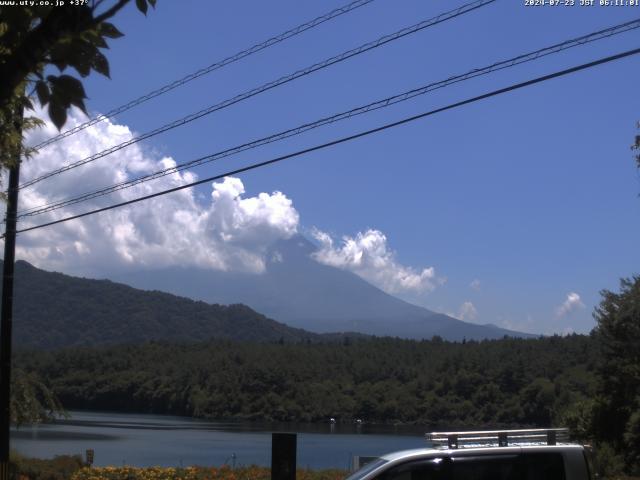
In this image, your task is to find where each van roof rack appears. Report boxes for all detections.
[426,428,570,449]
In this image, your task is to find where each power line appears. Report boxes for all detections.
[10,46,640,238]
[20,0,496,189]
[17,18,640,218]
[30,0,377,151]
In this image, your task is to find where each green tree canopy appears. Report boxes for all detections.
[10,368,66,426]
[0,0,156,180]
[592,276,640,475]
[0,0,156,424]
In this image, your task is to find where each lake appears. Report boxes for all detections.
[11,411,428,469]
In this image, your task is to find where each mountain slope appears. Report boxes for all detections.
[2,260,325,349]
[115,235,533,340]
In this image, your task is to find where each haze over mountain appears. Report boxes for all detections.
[115,235,533,340]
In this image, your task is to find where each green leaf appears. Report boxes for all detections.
[35,80,50,106]
[70,97,88,116]
[135,0,148,15]
[67,40,99,78]
[100,22,124,39]
[85,29,109,49]
[48,74,88,116]
[73,57,91,77]
[22,96,34,111]
[91,50,110,78]
[48,40,74,72]
[48,101,67,130]
[51,74,87,101]
[147,0,157,7]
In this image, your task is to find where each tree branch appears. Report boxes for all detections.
[0,0,131,108]
[93,0,130,25]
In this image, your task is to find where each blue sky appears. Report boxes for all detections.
[16,0,640,334]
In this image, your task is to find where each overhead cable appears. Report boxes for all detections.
[17,18,640,218]
[10,46,640,237]
[20,0,496,189]
[30,0,377,151]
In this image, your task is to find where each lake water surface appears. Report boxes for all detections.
[11,411,428,469]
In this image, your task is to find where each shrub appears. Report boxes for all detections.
[71,465,348,480]
[9,452,85,480]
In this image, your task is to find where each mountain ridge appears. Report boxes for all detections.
[1,259,338,349]
[114,235,534,340]
[2,236,534,346]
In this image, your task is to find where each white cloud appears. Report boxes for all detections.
[4,105,446,297]
[470,279,481,291]
[458,301,478,321]
[445,301,478,322]
[2,106,299,276]
[555,292,585,318]
[310,228,441,294]
[498,314,536,334]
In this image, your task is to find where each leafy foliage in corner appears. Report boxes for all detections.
[0,0,156,183]
[591,276,640,475]
[16,335,598,428]
[10,368,66,426]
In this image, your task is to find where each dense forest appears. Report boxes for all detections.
[15,335,597,427]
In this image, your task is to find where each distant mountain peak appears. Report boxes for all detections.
[267,234,317,261]
[112,234,535,341]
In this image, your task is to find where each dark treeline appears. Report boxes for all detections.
[15,335,596,427]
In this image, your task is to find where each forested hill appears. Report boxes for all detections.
[16,335,598,426]
[3,260,327,348]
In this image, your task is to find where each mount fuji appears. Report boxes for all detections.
[114,235,533,341]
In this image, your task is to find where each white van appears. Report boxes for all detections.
[347,429,591,480]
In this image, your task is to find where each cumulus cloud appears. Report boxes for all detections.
[2,106,299,275]
[310,228,441,294]
[470,279,481,291]
[555,292,585,318]
[445,301,478,322]
[458,301,478,321]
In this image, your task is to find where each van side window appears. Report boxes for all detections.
[377,459,447,480]
[449,453,566,480]
[520,452,566,480]
[451,454,520,480]
[377,453,566,480]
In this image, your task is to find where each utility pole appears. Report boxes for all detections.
[0,109,22,480]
